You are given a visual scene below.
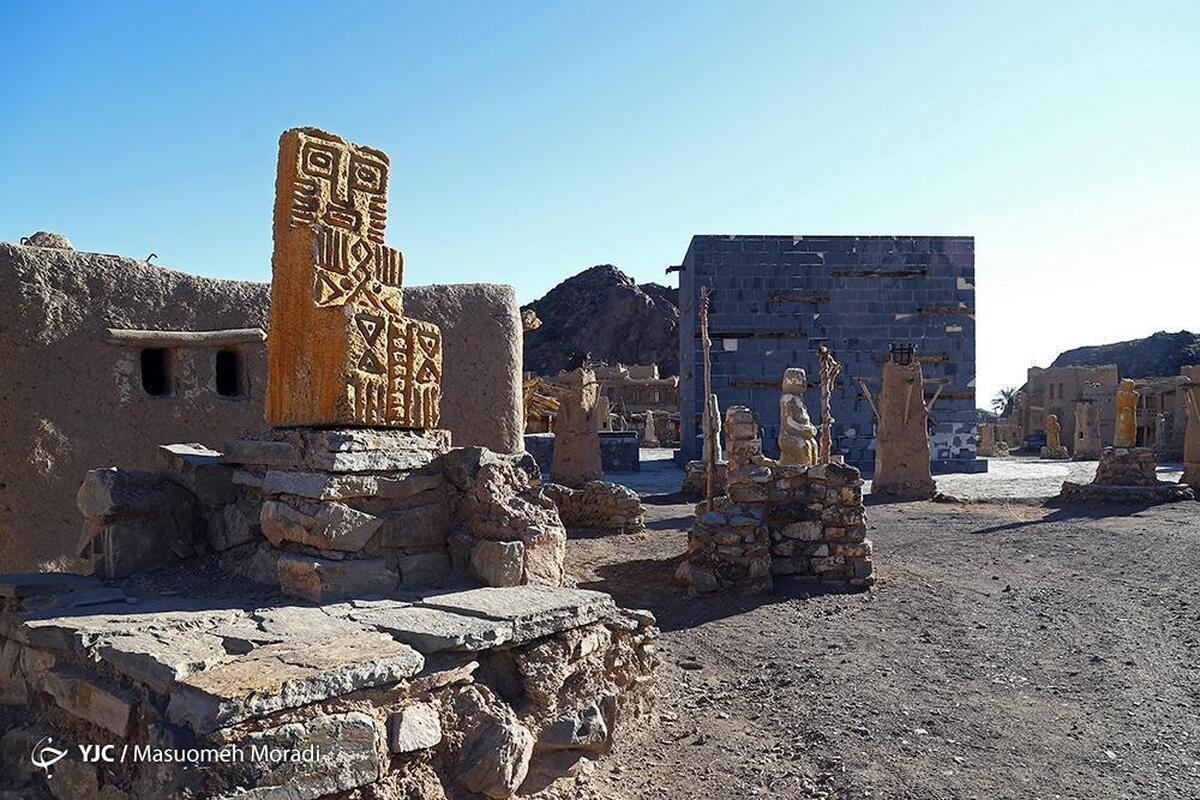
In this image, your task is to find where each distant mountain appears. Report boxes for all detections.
[1050,330,1200,377]
[522,265,679,377]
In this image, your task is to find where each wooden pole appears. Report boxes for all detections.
[817,346,841,464]
[700,287,715,510]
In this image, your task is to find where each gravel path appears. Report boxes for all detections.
[570,485,1200,799]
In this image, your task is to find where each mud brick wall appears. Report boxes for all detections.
[677,235,980,473]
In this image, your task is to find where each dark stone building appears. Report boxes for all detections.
[676,235,983,474]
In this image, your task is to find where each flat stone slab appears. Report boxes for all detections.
[223,428,452,473]
[167,631,424,733]
[348,603,512,654]
[418,585,617,643]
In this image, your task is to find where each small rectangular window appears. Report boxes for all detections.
[140,348,171,396]
[216,349,243,397]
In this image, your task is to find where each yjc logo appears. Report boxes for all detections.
[30,736,68,776]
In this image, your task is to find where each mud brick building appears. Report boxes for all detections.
[676,235,983,473]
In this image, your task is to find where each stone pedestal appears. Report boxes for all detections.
[1040,444,1070,460]
[679,406,873,594]
[1060,446,1194,504]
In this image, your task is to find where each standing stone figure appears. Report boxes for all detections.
[1040,414,1070,459]
[778,368,818,466]
[1182,379,1200,488]
[1073,399,1102,460]
[1154,412,1169,453]
[977,423,997,457]
[1114,378,1139,447]
[867,357,938,500]
[642,411,660,446]
[551,368,603,487]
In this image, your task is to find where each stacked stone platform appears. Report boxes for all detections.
[1060,446,1195,505]
[679,406,874,594]
[0,574,658,799]
[78,432,572,602]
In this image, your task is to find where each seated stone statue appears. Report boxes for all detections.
[778,368,819,467]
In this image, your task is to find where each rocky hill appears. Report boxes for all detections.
[522,265,679,376]
[1050,330,1200,377]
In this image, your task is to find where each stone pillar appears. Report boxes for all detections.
[642,410,659,446]
[872,360,936,500]
[1073,400,1102,460]
[551,368,603,488]
[1182,376,1200,488]
[977,423,996,457]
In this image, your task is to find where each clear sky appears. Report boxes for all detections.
[2,1,1196,406]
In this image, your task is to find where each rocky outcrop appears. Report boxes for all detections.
[522,265,679,377]
[1051,330,1200,378]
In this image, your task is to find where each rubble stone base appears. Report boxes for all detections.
[0,576,658,800]
[1039,445,1070,460]
[544,481,645,533]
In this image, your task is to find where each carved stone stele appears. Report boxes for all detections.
[266,127,442,428]
[872,361,936,499]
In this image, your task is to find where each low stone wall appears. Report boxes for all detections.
[544,482,646,534]
[0,576,658,799]
[679,462,874,593]
[77,433,570,601]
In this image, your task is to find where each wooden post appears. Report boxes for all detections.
[699,287,716,510]
[817,346,841,464]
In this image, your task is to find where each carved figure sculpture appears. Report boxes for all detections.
[861,356,940,499]
[550,368,603,487]
[266,127,442,428]
[778,368,818,466]
[1046,414,1063,450]
[1114,379,1139,447]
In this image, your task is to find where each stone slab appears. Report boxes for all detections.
[349,604,512,654]
[418,585,616,643]
[167,632,424,733]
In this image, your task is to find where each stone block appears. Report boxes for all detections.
[456,721,535,799]
[210,711,384,800]
[222,438,300,468]
[261,499,381,553]
[39,667,134,736]
[167,632,423,733]
[470,540,525,587]
[158,443,238,507]
[389,703,444,753]
[351,603,511,653]
[276,554,398,603]
[207,503,256,552]
[421,585,616,643]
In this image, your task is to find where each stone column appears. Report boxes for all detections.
[551,368,603,488]
[1073,400,1102,460]
[977,423,996,457]
[1183,375,1200,488]
[872,360,936,500]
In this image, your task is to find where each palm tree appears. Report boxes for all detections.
[992,386,1019,417]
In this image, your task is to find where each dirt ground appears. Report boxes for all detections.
[572,488,1200,800]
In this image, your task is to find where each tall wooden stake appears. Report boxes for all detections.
[699,286,716,510]
[817,346,841,464]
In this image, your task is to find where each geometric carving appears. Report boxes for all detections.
[265,127,442,429]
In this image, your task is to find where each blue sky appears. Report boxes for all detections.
[2,1,1197,404]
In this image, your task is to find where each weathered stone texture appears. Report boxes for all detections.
[544,481,645,533]
[872,361,937,500]
[265,127,442,429]
[550,368,603,488]
[0,577,658,799]
[1183,370,1200,488]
